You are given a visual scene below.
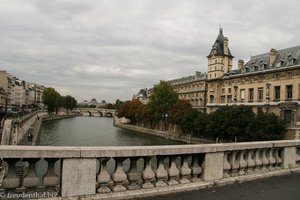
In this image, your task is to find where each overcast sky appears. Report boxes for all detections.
[1,0,299,103]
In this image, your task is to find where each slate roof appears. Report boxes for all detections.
[207,28,233,58]
[168,71,207,85]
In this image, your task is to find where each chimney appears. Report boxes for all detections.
[223,37,228,55]
[269,48,277,67]
[238,59,244,70]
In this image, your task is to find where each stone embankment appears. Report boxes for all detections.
[114,117,213,144]
[1,112,77,146]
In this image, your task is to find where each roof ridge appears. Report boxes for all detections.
[251,45,300,58]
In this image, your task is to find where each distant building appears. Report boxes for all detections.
[147,28,300,125]
[133,88,148,104]
[0,71,45,109]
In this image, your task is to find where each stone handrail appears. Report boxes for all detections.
[0,140,299,199]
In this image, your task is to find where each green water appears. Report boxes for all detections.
[39,116,183,146]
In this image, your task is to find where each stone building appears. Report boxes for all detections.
[166,28,300,125]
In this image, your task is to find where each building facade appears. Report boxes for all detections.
[0,71,45,110]
[166,28,300,125]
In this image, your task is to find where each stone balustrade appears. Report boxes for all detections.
[0,140,299,199]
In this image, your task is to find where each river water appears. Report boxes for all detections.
[39,116,183,146]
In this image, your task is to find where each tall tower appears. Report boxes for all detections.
[207,28,234,79]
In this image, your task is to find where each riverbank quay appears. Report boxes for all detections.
[114,117,213,144]
[0,140,299,199]
[18,114,78,146]
[1,113,77,146]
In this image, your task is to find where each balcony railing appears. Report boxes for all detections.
[0,140,299,199]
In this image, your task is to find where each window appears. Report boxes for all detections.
[221,96,225,103]
[227,95,232,103]
[240,89,245,100]
[228,88,232,93]
[258,88,263,101]
[287,85,293,99]
[222,88,225,94]
[276,61,282,68]
[275,86,280,101]
[210,95,215,103]
[287,71,293,79]
[249,88,254,102]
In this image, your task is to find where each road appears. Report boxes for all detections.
[142,172,300,200]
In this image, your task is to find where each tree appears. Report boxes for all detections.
[194,111,210,138]
[42,87,61,114]
[103,103,115,109]
[181,107,199,134]
[250,112,286,141]
[148,81,178,130]
[115,99,124,110]
[62,95,77,114]
[169,100,192,125]
[117,100,143,123]
[209,106,256,141]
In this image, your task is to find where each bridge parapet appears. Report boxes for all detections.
[0,141,299,199]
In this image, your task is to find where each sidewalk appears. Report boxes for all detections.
[141,172,300,200]
[18,116,43,146]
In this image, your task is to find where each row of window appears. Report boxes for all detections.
[239,85,293,102]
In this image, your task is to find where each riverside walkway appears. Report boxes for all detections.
[143,172,300,200]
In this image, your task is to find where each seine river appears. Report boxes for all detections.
[39,116,182,146]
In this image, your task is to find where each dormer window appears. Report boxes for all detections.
[276,60,283,68]
[287,55,295,66]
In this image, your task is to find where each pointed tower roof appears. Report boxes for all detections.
[207,28,233,58]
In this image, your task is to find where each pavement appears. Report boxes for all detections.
[141,172,300,200]
[18,116,42,146]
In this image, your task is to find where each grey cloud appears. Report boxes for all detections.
[1,0,299,102]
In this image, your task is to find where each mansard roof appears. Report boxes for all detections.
[168,71,207,85]
[223,45,300,78]
[207,28,233,58]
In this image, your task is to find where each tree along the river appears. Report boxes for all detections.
[62,95,77,114]
[42,87,61,113]
[148,80,178,130]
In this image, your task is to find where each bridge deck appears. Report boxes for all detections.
[142,172,300,200]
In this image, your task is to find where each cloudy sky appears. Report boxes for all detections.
[1,0,299,103]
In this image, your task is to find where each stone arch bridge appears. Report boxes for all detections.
[72,108,116,117]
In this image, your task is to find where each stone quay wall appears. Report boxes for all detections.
[114,117,213,144]
[0,140,299,199]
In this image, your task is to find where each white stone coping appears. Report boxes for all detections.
[0,140,299,158]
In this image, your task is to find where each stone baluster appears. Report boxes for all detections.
[190,154,203,182]
[274,148,282,169]
[245,150,255,174]
[127,157,141,190]
[0,160,9,192]
[223,152,231,178]
[261,149,269,171]
[142,156,155,189]
[267,148,276,171]
[167,155,179,185]
[97,158,112,193]
[155,156,168,187]
[112,157,127,192]
[179,155,191,184]
[23,158,40,189]
[296,147,300,166]
[15,160,27,192]
[1,159,20,191]
[238,151,247,176]
[44,158,59,191]
[230,151,239,176]
[254,149,263,172]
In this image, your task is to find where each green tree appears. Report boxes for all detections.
[181,107,199,134]
[194,111,210,138]
[250,112,286,141]
[42,87,61,114]
[62,95,77,114]
[149,81,178,129]
[209,106,256,141]
[115,99,124,110]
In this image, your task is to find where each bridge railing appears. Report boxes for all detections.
[0,141,299,199]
